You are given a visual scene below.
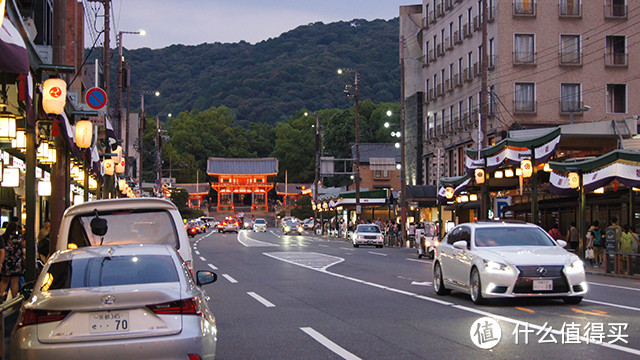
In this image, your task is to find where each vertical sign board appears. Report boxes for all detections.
[494,196,512,219]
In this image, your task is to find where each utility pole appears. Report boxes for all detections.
[354,72,361,223]
[314,114,320,226]
[156,114,161,188]
[400,35,408,245]
[480,0,489,220]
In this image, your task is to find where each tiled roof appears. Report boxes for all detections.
[174,183,210,194]
[207,157,278,175]
[351,143,401,163]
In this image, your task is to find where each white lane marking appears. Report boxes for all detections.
[195,250,200,255]
[222,274,238,283]
[301,327,361,360]
[588,282,640,292]
[406,258,433,263]
[247,292,275,307]
[583,299,640,312]
[340,247,353,251]
[368,251,387,257]
[199,256,206,261]
[263,252,344,271]
[411,281,433,286]
[318,244,329,247]
[238,230,279,247]
[208,263,218,270]
[265,254,640,356]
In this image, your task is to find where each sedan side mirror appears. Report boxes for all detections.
[556,240,567,248]
[20,281,35,298]
[453,240,468,250]
[196,270,217,286]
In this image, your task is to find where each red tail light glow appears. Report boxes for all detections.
[18,309,70,327]
[148,298,202,316]
[188,355,202,360]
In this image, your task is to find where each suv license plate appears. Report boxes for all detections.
[532,279,553,291]
[89,311,130,333]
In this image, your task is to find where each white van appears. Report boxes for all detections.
[56,198,194,272]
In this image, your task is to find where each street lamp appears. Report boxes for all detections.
[338,68,361,221]
[568,104,590,124]
[117,30,145,140]
[305,111,325,233]
[139,90,159,193]
[155,112,171,195]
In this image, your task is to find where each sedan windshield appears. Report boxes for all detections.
[255,219,266,225]
[44,255,179,290]
[357,225,381,233]
[474,227,556,247]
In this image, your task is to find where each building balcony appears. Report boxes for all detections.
[513,51,536,65]
[604,52,628,67]
[559,51,582,66]
[559,101,584,114]
[513,1,536,16]
[604,3,627,19]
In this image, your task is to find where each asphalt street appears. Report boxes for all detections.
[191,228,640,360]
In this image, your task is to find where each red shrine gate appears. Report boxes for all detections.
[207,157,278,212]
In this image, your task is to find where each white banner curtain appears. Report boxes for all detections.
[0,17,29,74]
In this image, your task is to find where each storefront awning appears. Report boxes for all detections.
[0,17,29,74]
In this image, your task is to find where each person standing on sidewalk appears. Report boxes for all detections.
[566,221,579,250]
[589,221,603,267]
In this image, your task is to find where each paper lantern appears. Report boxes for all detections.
[42,78,67,115]
[0,111,16,141]
[568,172,580,189]
[38,180,52,196]
[12,130,26,151]
[494,170,504,179]
[445,186,454,199]
[0,0,5,29]
[103,158,114,176]
[504,169,514,178]
[521,159,533,178]
[2,167,20,187]
[118,178,127,191]
[474,168,485,184]
[112,145,122,164]
[469,194,478,201]
[115,157,125,174]
[75,119,93,148]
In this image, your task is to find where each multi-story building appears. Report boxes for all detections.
[401,0,638,186]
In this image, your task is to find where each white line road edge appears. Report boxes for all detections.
[301,327,361,360]
[263,252,640,356]
[195,250,200,255]
[208,263,218,270]
[367,251,387,257]
[247,292,276,307]
[222,274,238,284]
[588,281,640,292]
[199,256,206,261]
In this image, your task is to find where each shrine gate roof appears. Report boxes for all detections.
[207,157,278,175]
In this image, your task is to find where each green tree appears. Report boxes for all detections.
[170,187,189,209]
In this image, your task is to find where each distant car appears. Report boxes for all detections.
[11,244,218,359]
[186,221,199,237]
[433,221,587,305]
[417,221,439,259]
[218,217,240,233]
[253,218,267,232]
[351,224,384,248]
[282,220,303,235]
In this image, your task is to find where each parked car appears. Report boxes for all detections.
[55,197,194,273]
[11,244,217,359]
[351,224,384,248]
[417,221,439,259]
[302,218,315,230]
[282,220,303,235]
[433,221,587,305]
[218,217,240,233]
[253,218,267,232]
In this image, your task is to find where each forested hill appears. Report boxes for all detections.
[116,18,400,124]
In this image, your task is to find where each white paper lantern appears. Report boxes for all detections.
[568,172,580,189]
[445,186,454,199]
[113,145,122,164]
[103,158,114,176]
[75,119,93,149]
[474,168,485,184]
[2,167,20,187]
[115,157,125,174]
[42,78,67,115]
[38,180,52,196]
[521,159,533,178]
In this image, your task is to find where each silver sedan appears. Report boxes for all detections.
[11,244,218,360]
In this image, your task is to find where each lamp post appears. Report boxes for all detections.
[305,111,325,232]
[116,30,145,139]
[155,112,171,196]
[338,68,361,222]
[139,90,159,194]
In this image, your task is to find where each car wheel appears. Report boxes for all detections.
[563,296,583,305]
[353,244,359,248]
[469,267,485,305]
[418,253,423,259]
[433,262,450,295]
[428,251,435,260]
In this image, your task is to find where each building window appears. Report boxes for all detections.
[514,34,535,64]
[513,0,536,16]
[374,170,390,179]
[605,0,627,18]
[560,83,581,113]
[560,35,581,65]
[606,84,627,113]
[605,35,628,66]
[514,82,536,112]
[559,0,581,16]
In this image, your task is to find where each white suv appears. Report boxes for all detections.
[433,221,586,305]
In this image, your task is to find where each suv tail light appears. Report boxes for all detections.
[18,309,70,327]
[148,298,202,316]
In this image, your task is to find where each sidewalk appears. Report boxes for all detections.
[583,263,640,279]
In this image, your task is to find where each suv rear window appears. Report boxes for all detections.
[68,210,179,249]
[44,255,179,290]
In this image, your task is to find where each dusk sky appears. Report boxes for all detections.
[85,0,417,50]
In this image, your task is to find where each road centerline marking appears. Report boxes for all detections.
[301,327,361,360]
[199,256,206,261]
[367,251,387,256]
[222,274,238,283]
[208,263,218,270]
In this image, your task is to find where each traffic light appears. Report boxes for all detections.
[296,185,306,190]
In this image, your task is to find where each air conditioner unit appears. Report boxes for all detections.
[446,37,453,50]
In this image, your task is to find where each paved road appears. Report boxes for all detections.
[191,228,640,359]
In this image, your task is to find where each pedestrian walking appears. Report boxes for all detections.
[589,221,603,267]
[0,222,24,302]
[585,229,595,267]
[566,221,579,250]
[548,223,563,241]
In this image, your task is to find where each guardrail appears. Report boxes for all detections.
[1,296,23,359]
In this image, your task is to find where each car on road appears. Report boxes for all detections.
[352,224,384,248]
[11,244,218,360]
[433,221,587,305]
[301,218,315,230]
[282,220,303,235]
[253,218,267,232]
[218,217,240,233]
[56,197,194,273]
[186,221,200,237]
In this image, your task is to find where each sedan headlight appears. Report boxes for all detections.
[425,240,431,247]
[297,226,303,232]
[565,259,585,275]
[284,226,290,232]
[483,260,513,274]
